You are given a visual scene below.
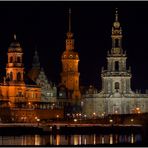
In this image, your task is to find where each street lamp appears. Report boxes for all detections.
[131,118,134,126]
[74,119,77,123]
[37,118,40,126]
[109,119,113,126]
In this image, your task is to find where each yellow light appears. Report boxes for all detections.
[131,118,134,122]
[56,115,59,118]
[93,112,96,115]
[74,119,77,122]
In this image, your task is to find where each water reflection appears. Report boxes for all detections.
[0,133,142,145]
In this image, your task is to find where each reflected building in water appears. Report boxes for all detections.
[0,133,142,145]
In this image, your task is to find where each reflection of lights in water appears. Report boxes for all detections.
[78,135,81,145]
[74,135,78,145]
[21,135,27,145]
[115,134,118,143]
[131,134,134,144]
[50,135,53,145]
[135,134,142,143]
[56,134,60,145]
[109,134,113,144]
[101,136,104,144]
[35,135,41,145]
[84,137,87,145]
[93,134,96,145]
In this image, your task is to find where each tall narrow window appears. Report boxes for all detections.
[115,82,119,90]
[10,72,13,81]
[115,61,119,71]
[17,57,21,63]
[17,72,21,81]
[115,39,119,47]
[10,57,13,63]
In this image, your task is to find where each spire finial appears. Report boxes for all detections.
[14,34,16,40]
[115,8,118,22]
[69,8,71,32]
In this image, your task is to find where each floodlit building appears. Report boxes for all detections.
[28,50,57,103]
[60,8,81,100]
[0,35,41,108]
[82,9,148,117]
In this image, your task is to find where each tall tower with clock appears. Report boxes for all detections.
[60,8,81,99]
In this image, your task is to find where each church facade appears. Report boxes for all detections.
[82,9,148,117]
[0,35,41,108]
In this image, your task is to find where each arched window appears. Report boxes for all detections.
[17,72,21,81]
[10,57,13,63]
[17,57,21,63]
[10,72,13,81]
[115,82,119,90]
[115,61,119,71]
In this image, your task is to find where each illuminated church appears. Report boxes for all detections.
[82,9,148,117]
[0,35,41,108]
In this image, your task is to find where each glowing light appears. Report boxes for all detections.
[115,110,118,114]
[109,119,113,123]
[74,119,77,122]
[93,112,96,115]
[131,118,134,122]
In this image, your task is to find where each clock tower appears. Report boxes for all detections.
[60,8,81,99]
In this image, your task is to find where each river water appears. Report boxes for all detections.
[0,133,142,145]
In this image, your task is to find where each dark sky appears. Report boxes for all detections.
[0,1,148,91]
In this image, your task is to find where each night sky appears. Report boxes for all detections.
[0,1,148,91]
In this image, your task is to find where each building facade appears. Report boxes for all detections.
[28,50,57,103]
[82,9,148,117]
[0,35,41,108]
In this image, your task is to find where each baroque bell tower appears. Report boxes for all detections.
[6,34,24,85]
[101,9,132,95]
[61,8,81,99]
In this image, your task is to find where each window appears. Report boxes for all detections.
[10,57,13,63]
[115,39,119,47]
[17,57,21,63]
[17,72,21,81]
[115,82,119,90]
[115,61,119,71]
[10,72,13,81]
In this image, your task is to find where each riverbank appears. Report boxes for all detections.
[0,123,143,135]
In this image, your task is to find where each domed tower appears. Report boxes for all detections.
[61,8,81,99]
[6,34,25,85]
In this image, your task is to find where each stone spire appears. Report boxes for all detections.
[66,8,74,51]
[111,8,123,55]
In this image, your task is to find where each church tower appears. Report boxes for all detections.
[101,9,132,95]
[61,8,81,99]
[6,34,24,85]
